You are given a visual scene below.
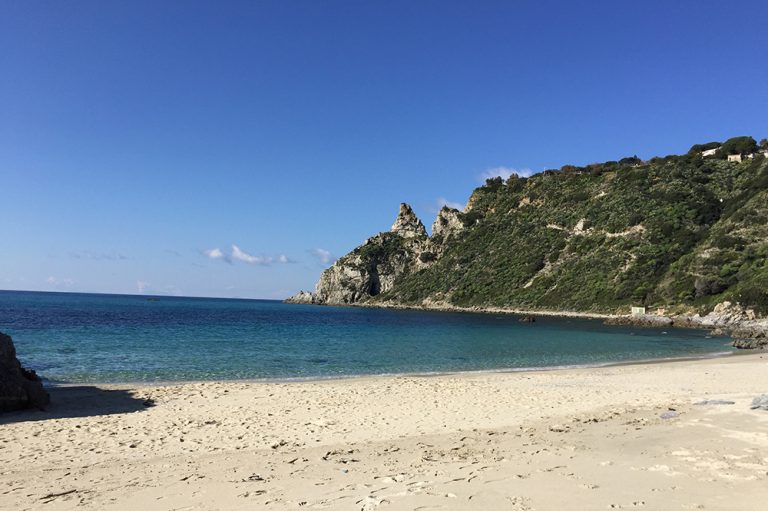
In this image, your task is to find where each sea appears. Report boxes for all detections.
[0,290,734,384]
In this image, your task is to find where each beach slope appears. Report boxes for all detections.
[2,354,768,510]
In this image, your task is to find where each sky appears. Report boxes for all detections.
[1,0,767,299]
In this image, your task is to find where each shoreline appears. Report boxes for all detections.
[289,297,620,320]
[43,345,741,389]
[288,298,768,346]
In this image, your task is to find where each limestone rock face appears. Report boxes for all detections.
[696,301,757,326]
[391,203,427,238]
[0,331,49,413]
[286,203,429,305]
[284,290,316,304]
[431,206,464,241]
[312,229,427,304]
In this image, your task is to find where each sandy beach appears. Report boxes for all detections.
[2,353,768,510]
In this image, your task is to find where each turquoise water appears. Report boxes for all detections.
[0,290,733,383]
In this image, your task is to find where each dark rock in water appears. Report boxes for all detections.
[732,338,767,349]
[0,331,49,412]
[694,399,735,406]
[750,395,768,411]
[731,327,767,349]
[518,315,536,323]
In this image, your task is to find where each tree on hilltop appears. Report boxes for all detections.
[688,141,721,154]
[716,136,758,158]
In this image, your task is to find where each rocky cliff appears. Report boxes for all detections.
[286,203,431,305]
[0,332,49,413]
[287,139,768,344]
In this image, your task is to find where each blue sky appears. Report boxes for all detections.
[1,1,767,299]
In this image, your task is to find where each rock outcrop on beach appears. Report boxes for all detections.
[287,137,768,340]
[0,331,49,412]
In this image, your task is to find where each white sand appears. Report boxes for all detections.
[2,353,768,510]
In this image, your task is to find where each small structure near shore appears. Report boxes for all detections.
[631,306,646,317]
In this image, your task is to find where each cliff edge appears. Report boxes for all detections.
[286,203,435,305]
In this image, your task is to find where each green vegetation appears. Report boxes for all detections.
[716,136,758,158]
[364,138,768,315]
[688,141,721,154]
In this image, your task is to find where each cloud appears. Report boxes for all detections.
[436,197,465,211]
[202,247,230,263]
[310,248,335,265]
[231,244,271,265]
[46,276,75,287]
[203,245,294,266]
[136,280,150,293]
[231,245,294,266]
[479,166,535,182]
[70,251,128,261]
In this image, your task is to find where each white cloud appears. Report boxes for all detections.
[479,166,535,182]
[203,244,294,266]
[232,244,272,265]
[46,276,75,287]
[277,254,295,264]
[436,197,465,211]
[136,280,150,293]
[203,247,229,262]
[310,248,335,265]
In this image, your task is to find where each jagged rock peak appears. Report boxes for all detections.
[432,206,464,239]
[391,203,427,238]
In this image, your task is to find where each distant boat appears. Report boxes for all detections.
[146,297,159,302]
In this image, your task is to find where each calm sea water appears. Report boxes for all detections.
[0,290,733,383]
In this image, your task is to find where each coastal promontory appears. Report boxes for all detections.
[288,137,768,334]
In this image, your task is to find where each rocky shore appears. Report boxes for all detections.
[604,301,768,349]
[0,331,49,412]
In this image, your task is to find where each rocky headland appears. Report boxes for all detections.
[288,140,768,348]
